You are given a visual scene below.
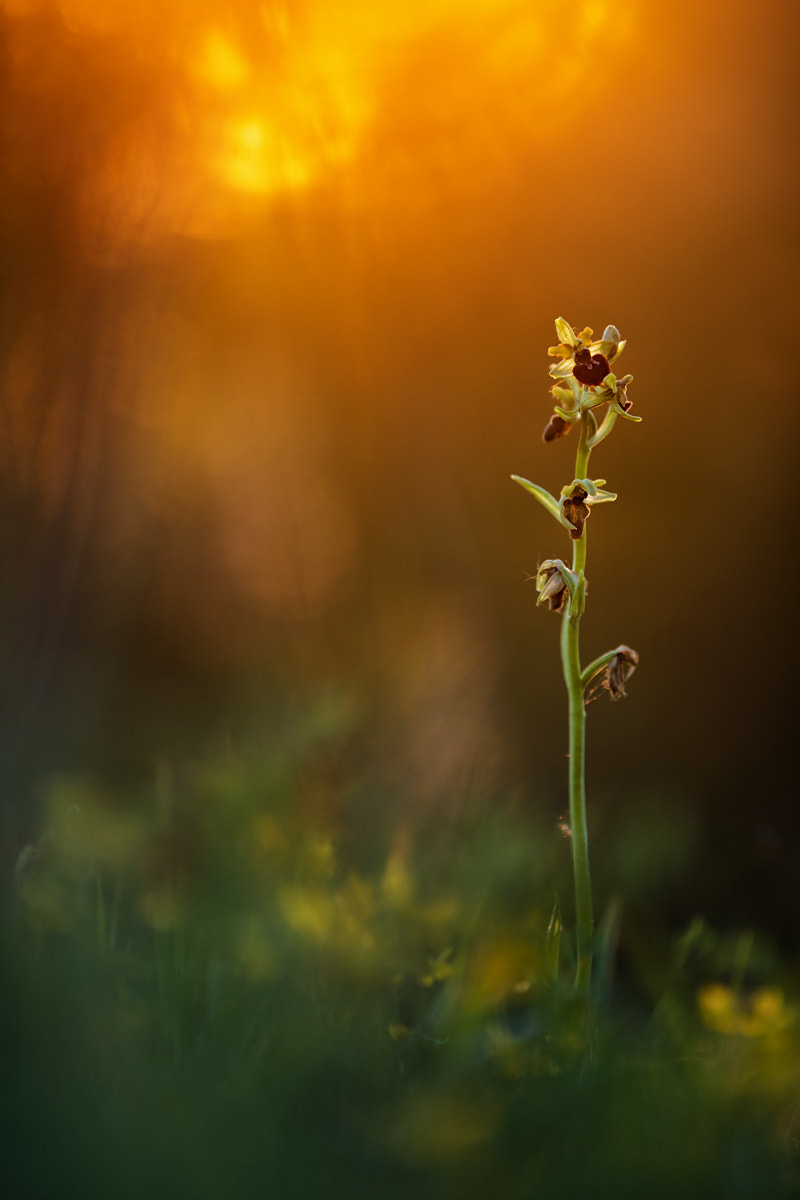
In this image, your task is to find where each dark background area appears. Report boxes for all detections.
[0,0,798,944]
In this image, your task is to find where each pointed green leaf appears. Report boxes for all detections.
[511,476,562,523]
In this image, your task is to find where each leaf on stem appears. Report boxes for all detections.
[511,476,563,525]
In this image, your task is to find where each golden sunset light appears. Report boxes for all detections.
[3,1,800,1191]
[5,0,638,241]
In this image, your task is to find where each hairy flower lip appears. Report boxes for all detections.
[561,486,590,540]
[573,347,611,387]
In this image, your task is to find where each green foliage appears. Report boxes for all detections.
[5,746,800,1199]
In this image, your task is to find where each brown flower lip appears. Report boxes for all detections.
[573,347,611,387]
[562,485,590,540]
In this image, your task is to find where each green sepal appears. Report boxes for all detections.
[511,476,563,525]
[561,478,617,504]
[579,648,619,692]
[551,380,580,412]
[579,388,610,411]
[587,406,619,448]
[554,317,578,347]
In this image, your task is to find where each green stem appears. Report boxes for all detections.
[574,405,593,479]
[562,411,593,993]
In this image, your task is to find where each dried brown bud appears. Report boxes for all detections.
[606,645,639,700]
[537,563,569,612]
[542,414,574,443]
[562,485,590,540]
[573,346,611,387]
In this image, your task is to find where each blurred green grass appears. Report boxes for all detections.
[4,730,800,1200]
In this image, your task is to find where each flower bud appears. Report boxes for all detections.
[600,325,621,352]
[542,414,574,443]
[536,561,569,612]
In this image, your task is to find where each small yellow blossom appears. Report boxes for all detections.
[698,983,794,1037]
[547,317,625,381]
[419,947,454,987]
[277,885,333,941]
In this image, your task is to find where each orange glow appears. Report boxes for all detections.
[7,0,637,240]
[193,29,251,92]
[0,0,642,641]
[3,0,793,860]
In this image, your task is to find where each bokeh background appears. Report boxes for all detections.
[0,0,798,942]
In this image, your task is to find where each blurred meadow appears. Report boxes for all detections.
[2,0,800,1195]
